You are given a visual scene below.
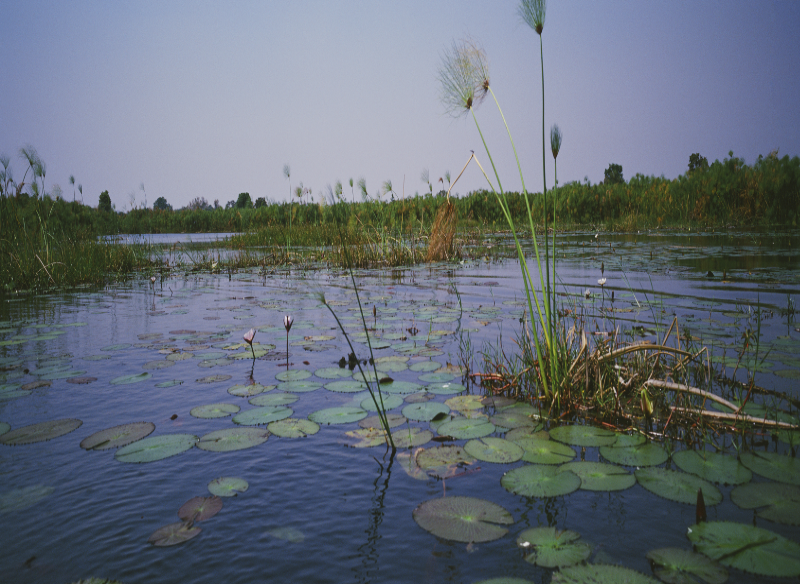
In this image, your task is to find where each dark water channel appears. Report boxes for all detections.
[1,229,799,584]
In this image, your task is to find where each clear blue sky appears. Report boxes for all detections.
[2,0,798,210]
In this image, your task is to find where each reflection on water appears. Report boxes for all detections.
[1,230,799,583]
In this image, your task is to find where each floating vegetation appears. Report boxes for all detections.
[646,547,728,584]
[0,485,54,514]
[412,496,513,543]
[197,428,268,452]
[114,434,198,463]
[147,521,201,547]
[552,564,658,584]
[0,418,83,446]
[559,461,635,492]
[501,464,581,498]
[207,477,248,498]
[516,527,591,568]
[635,468,722,506]
[80,422,155,451]
[730,482,800,526]
[672,450,752,485]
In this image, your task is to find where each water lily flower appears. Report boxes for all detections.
[150,276,156,284]
[598,278,607,286]
[584,289,591,299]
[243,328,256,359]
[283,315,293,332]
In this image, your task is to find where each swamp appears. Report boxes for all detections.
[1,228,800,584]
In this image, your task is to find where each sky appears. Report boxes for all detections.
[2,0,799,211]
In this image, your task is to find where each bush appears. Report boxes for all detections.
[604,163,624,185]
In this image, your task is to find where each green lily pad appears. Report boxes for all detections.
[102,343,131,351]
[550,425,617,447]
[437,417,495,439]
[686,521,800,577]
[0,485,55,514]
[740,451,800,484]
[611,433,646,448]
[490,411,540,430]
[197,427,268,451]
[560,461,636,492]
[0,422,9,436]
[552,564,659,584]
[419,372,455,383]
[373,356,410,372]
[233,406,292,426]
[501,464,581,498]
[325,380,367,393]
[1,418,83,446]
[178,495,222,522]
[208,477,248,497]
[110,372,152,385]
[115,433,198,463]
[381,380,423,394]
[673,450,752,485]
[409,360,442,372]
[425,382,466,395]
[143,360,175,370]
[416,445,475,471]
[227,383,274,397]
[250,393,299,407]
[635,468,722,505]
[464,437,524,464]
[360,394,403,412]
[392,427,433,448]
[412,496,513,543]
[276,369,311,382]
[402,402,450,422]
[513,437,576,465]
[277,380,322,392]
[268,418,320,438]
[80,422,156,450]
[148,522,201,547]
[308,406,368,425]
[190,403,240,419]
[155,380,183,388]
[516,527,592,568]
[314,367,353,379]
[730,482,800,526]
[646,547,728,584]
[42,369,88,380]
[600,443,669,467]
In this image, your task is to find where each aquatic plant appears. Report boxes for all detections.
[283,315,293,367]
[243,328,256,360]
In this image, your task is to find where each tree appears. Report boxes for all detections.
[236,192,253,209]
[99,190,112,212]
[188,196,210,210]
[255,197,266,208]
[604,163,624,185]
[154,196,171,211]
[225,200,236,209]
[688,153,709,173]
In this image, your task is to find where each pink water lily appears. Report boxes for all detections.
[244,328,256,359]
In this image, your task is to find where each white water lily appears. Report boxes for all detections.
[598,278,607,286]
[283,315,293,332]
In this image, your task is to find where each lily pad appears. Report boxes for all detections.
[197,427,268,452]
[550,425,617,447]
[148,521,201,547]
[464,437,524,464]
[277,380,322,392]
[419,372,455,383]
[402,402,450,422]
[646,547,728,584]
[437,417,495,440]
[178,496,222,522]
[381,380,423,394]
[0,484,55,514]
[0,422,9,436]
[266,526,305,543]
[444,395,484,412]
[110,372,152,385]
[197,374,232,384]
[501,464,581,498]
[228,383,274,397]
[208,477,249,497]
[1,418,83,446]
[67,376,98,384]
[190,403,240,419]
[412,496,513,543]
[80,422,156,450]
[359,413,407,429]
[345,427,389,447]
[490,411,540,430]
[673,450,752,485]
[276,369,311,382]
[314,367,353,379]
[740,451,800,484]
[233,406,292,426]
[600,443,669,467]
[360,394,403,412]
[560,461,636,492]
[513,437,576,465]
[308,406,368,425]
[686,521,800,577]
[416,445,475,471]
[730,482,800,526]
[155,380,183,388]
[250,393,299,407]
[115,433,198,463]
[425,382,466,395]
[410,360,443,372]
[268,418,320,438]
[516,527,592,568]
[635,468,722,505]
[552,564,659,584]
[392,427,433,448]
[325,380,367,393]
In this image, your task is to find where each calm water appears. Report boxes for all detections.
[1,230,799,584]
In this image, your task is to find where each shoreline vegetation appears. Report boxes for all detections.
[1,149,799,293]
